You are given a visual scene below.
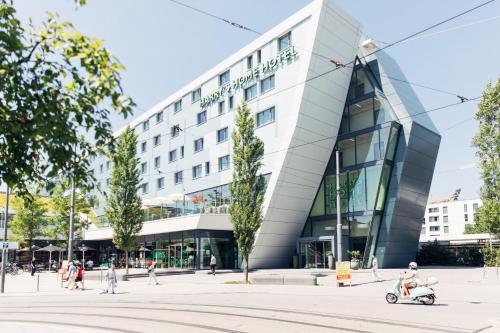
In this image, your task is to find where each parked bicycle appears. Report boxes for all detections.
[0,262,23,276]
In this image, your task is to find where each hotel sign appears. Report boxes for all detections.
[200,46,299,109]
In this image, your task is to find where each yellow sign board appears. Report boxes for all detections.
[336,261,351,287]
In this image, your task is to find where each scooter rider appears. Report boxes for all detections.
[402,262,419,297]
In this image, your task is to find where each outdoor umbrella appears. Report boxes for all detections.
[37,244,63,271]
[78,244,96,268]
[138,246,151,268]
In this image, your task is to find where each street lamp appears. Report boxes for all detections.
[335,149,343,262]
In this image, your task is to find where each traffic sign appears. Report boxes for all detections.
[1,242,19,250]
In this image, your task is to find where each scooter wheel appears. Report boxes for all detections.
[422,295,435,305]
[386,293,398,304]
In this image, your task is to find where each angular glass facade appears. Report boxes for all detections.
[300,60,401,268]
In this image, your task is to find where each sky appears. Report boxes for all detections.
[11,0,500,201]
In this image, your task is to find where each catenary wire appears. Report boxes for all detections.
[92,96,480,183]
[165,0,493,100]
[94,2,494,185]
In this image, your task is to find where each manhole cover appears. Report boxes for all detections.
[470,301,482,304]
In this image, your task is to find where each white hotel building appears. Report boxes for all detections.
[84,0,441,269]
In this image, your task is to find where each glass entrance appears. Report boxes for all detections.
[299,239,332,269]
[168,244,183,268]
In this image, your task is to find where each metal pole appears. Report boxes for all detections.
[1,186,10,293]
[335,150,343,262]
[67,177,76,263]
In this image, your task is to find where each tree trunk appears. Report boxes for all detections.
[244,255,249,283]
[125,250,129,275]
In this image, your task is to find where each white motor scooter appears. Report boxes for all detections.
[386,274,438,305]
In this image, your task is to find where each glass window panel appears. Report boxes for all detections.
[312,219,335,237]
[365,165,383,210]
[356,131,378,164]
[354,67,373,98]
[376,165,391,210]
[310,181,325,217]
[340,106,349,135]
[325,174,348,214]
[349,98,374,132]
[385,125,399,161]
[363,215,380,268]
[349,169,367,212]
[377,126,391,160]
[256,107,275,127]
[350,215,371,238]
[338,139,355,168]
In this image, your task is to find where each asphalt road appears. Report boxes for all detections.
[0,267,499,332]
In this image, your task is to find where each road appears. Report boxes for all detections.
[0,267,499,332]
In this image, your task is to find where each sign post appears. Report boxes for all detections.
[335,261,351,287]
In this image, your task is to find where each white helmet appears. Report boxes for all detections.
[409,262,418,269]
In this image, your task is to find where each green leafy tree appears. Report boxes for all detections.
[10,192,48,248]
[105,127,143,274]
[47,179,96,247]
[0,1,134,194]
[229,102,265,283]
[471,79,500,238]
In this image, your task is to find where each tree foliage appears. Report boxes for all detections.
[471,79,500,238]
[0,1,134,194]
[229,102,265,283]
[10,191,48,247]
[47,179,96,245]
[105,127,143,274]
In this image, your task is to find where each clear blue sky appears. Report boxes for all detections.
[13,0,500,201]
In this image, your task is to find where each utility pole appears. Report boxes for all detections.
[67,176,76,263]
[335,149,343,262]
[1,186,10,293]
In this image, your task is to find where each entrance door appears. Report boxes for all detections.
[299,240,332,268]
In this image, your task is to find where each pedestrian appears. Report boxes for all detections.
[210,254,216,276]
[30,258,36,276]
[147,261,159,285]
[75,263,85,290]
[67,261,78,290]
[371,255,382,282]
[105,264,117,294]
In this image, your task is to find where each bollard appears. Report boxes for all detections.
[37,274,40,292]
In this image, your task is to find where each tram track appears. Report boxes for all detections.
[0,302,477,333]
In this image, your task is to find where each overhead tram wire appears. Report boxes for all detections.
[117,1,492,178]
[166,0,493,101]
[99,96,480,184]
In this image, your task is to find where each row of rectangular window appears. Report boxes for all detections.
[139,31,291,134]
[141,156,229,194]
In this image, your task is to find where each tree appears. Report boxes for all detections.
[229,102,266,283]
[471,79,500,239]
[0,1,134,194]
[105,127,143,274]
[47,179,96,248]
[10,192,48,248]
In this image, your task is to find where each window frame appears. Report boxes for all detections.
[278,31,291,51]
[217,127,229,143]
[244,84,258,101]
[174,171,183,185]
[260,74,275,94]
[194,138,204,153]
[192,88,201,103]
[219,70,230,86]
[143,120,150,132]
[156,111,164,124]
[218,155,230,171]
[174,100,182,113]
[141,141,147,153]
[192,164,202,179]
[153,135,161,147]
[154,156,161,169]
[169,149,177,163]
[256,106,276,128]
[157,177,165,190]
[197,110,207,125]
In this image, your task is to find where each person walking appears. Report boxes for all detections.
[67,262,78,290]
[105,265,117,294]
[371,255,382,282]
[30,259,36,276]
[147,261,159,285]
[75,263,85,290]
[210,254,216,276]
